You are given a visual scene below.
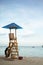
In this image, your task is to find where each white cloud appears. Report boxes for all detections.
[0,28,9,34]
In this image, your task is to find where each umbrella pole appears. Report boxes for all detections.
[10,29,11,33]
[9,29,11,47]
[15,29,16,38]
[13,29,19,58]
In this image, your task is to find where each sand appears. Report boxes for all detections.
[0,56,43,65]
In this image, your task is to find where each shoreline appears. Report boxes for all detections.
[0,56,43,65]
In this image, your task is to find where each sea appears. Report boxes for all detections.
[0,46,43,57]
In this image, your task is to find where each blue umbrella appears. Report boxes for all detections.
[2,23,22,29]
[2,22,22,37]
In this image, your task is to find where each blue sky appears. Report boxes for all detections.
[0,0,43,46]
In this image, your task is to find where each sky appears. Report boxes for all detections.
[0,0,43,46]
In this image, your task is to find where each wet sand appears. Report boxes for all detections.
[0,57,43,65]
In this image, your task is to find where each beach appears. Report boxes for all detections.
[0,46,43,65]
[0,57,43,65]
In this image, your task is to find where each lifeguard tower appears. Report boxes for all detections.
[2,23,22,59]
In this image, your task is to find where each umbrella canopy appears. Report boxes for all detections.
[2,23,22,29]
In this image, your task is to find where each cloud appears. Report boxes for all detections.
[0,28,9,34]
[0,33,7,36]
[29,21,43,30]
